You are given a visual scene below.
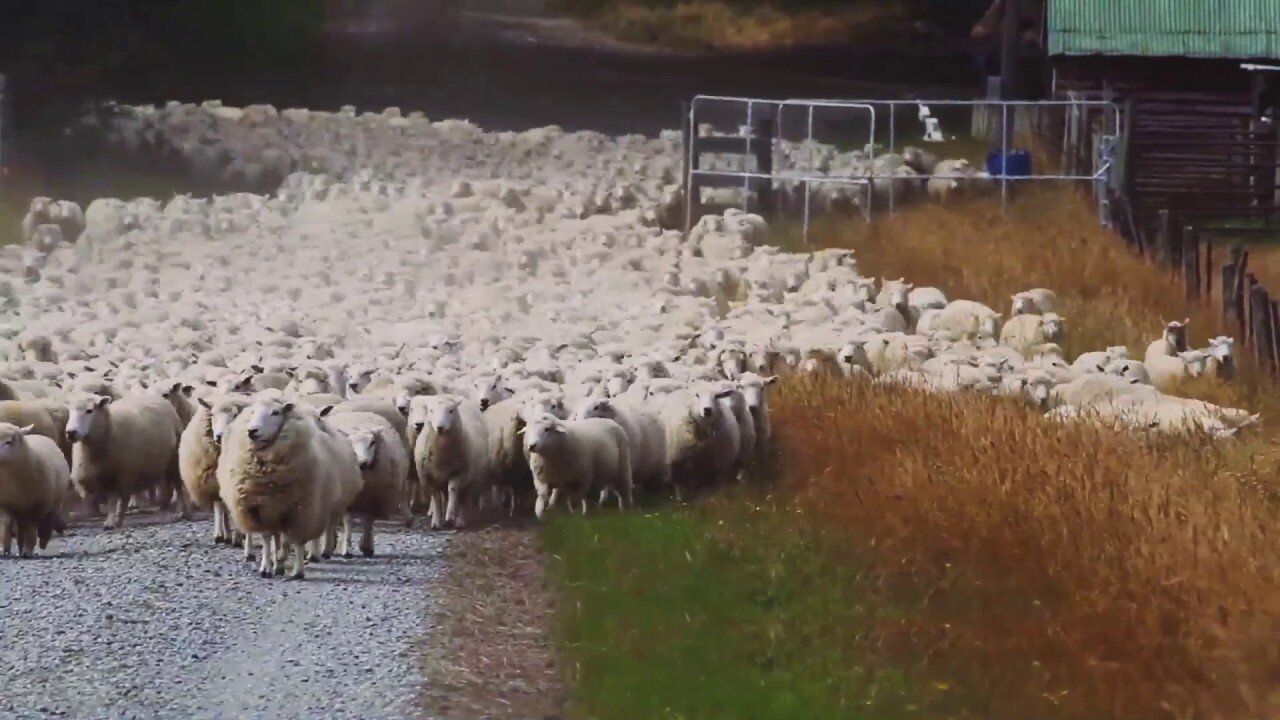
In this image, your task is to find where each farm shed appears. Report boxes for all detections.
[1048,0,1280,224]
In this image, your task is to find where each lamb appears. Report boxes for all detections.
[1205,336,1237,380]
[217,393,363,579]
[736,372,777,449]
[0,423,74,557]
[998,313,1065,356]
[1144,318,1190,364]
[1145,350,1210,390]
[522,414,632,517]
[324,410,409,557]
[573,396,671,495]
[928,300,1001,341]
[480,397,535,516]
[180,395,251,545]
[1071,345,1128,373]
[65,392,184,529]
[1010,288,1057,315]
[656,385,737,496]
[411,395,491,530]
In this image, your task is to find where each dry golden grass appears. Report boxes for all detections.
[771,375,1280,719]
[809,187,1280,434]
[583,1,909,51]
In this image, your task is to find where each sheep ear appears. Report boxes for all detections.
[714,389,734,400]
[17,424,34,436]
[205,380,219,387]
[1182,317,1190,325]
[281,402,295,415]
[169,381,184,396]
[319,405,333,417]
[764,375,779,385]
[182,385,194,397]
[250,364,264,374]
[198,397,212,410]
[97,396,112,407]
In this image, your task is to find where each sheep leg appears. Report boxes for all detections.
[359,516,374,558]
[428,493,442,530]
[322,524,337,559]
[104,496,125,530]
[0,517,11,556]
[445,481,461,529]
[242,531,256,562]
[339,515,353,559]
[598,487,612,508]
[212,503,226,544]
[308,537,324,562]
[579,495,589,515]
[175,485,192,521]
[17,522,37,558]
[534,479,551,519]
[287,542,306,580]
[257,535,273,578]
[273,533,287,575]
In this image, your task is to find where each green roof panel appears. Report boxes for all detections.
[1049,0,1280,59]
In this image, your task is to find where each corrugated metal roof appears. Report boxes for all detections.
[1050,0,1280,59]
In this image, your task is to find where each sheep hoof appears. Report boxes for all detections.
[273,566,285,576]
[321,552,332,560]
[360,548,373,558]
[214,537,227,545]
[287,572,305,581]
[259,570,271,579]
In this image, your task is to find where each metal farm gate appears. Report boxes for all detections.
[681,95,1123,242]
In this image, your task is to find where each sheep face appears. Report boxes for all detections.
[1010,294,1036,316]
[1106,345,1130,360]
[1041,314,1066,342]
[522,416,565,456]
[977,314,1001,339]
[1180,350,1210,378]
[837,342,868,370]
[1022,372,1053,408]
[605,375,630,397]
[65,394,112,442]
[1105,359,1148,384]
[851,279,876,304]
[1161,318,1190,352]
[348,429,381,471]
[471,375,511,411]
[1208,336,1235,362]
[0,424,34,459]
[209,397,251,444]
[243,398,295,446]
[423,398,462,434]
[346,365,376,396]
[575,398,615,422]
[882,280,911,307]
[718,348,747,380]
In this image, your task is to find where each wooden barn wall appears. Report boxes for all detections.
[1053,56,1279,224]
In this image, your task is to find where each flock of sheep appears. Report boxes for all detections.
[0,100,1256,577]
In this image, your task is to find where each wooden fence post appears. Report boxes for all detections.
[1249,278,1271,366]
[1204,238,1214,300]
[680,101,699,229]
[1232,247,1250,339]
[1271,301,1280,376]
[1182,225,1200,302]
[1156,210,1178,267]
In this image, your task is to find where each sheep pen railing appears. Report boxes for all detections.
[680,95,1123,242]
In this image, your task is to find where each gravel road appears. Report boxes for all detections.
[0,512,448,719]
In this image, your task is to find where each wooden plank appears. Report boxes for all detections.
[1183,226,1200,302]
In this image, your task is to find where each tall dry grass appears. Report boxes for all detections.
[811,187,1280,438]
[771,376,1280,719]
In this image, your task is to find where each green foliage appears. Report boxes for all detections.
[542,494,922,720]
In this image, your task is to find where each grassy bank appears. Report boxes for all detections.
[546,188,1280,719]
[544,497,926,719]
[555,0,913,51]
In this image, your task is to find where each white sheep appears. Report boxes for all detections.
[573,396,671,495]
[656,385,736,496]
[1144,318,1190,364]
[929,300,1001,341]
[180,394,250,545]
[998,313,1065,356]
[1205,336,1236,381]
[1010,288,1057,315]
[324,410,409,557]
[521,414,632,517]
[65,393,183,529]
[480,397,535,517]
[411,395,491,530]
[0,423,74,557]
[1071,345,1128,374]
[217,393,362,579]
